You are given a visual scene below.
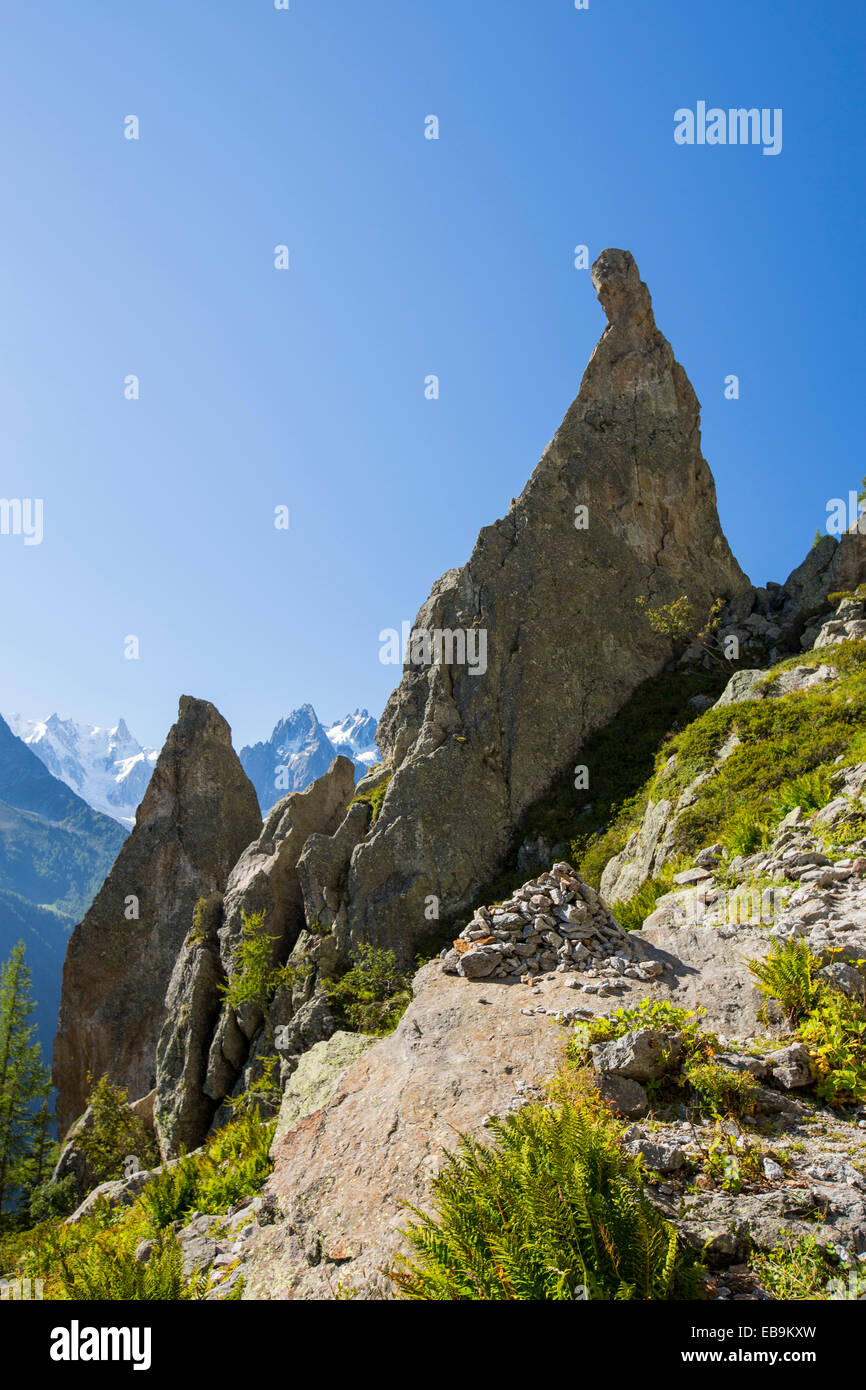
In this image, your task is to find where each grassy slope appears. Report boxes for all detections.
[468,640,866,918]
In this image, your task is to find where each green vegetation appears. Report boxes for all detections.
[573,998,757,1119]
[27,1169,78,1225]
[0,1098,274,1300]
[750,1234,837,1300]
[221,910,298,1012]
[682,1059,757,1120]
[53,1225,210,1301]
[610,857,689,931]
[635,594,698,641]
[139,1110,274,1230]
[494,638,866,920]
[349,773,392,823]
[574,641,866,896]
[699,1124,765,1193]
[0,942,52,1224]
[722,810,770,858]
[636,594,728,664]
[770,770,834,823]
[749,940,866,1107]
[76,1075,159,1186]
[468,627,866,936]
[799,988,866,1107]
[391,1099,699,1300]
[748,939,824,1026]
[186,892,222,947]
[326,944,411,1035]
[468,667,729,913]
[574,995,704,1048]
[660,643,866,858]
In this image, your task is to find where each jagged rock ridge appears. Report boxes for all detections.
[123,248,750,1154]
[52,697,262,1137]
[154,756,357,1155]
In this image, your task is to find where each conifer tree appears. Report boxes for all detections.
[0,942,52,1219]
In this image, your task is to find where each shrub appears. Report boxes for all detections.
[749,940,866,1107]
[194,1111,275,1214]
[77,1076,159,1186]
[609,857,690,931]
[186,893,223,947]
[574,999,759,1116]
[682,1059,757,1119]
[574,996,708,1052]
[27,1174,79,1224]
[350,775,392,823]
[635,595,697,641]
[390,1101,700,1300]
[700,1125,765,1194]
[799,988,866,1107]
[221,910,291,1012]
[0,1104,275,1300]
[138,1155,200,1231]
[326,943,411,1036]
[609,879,665,932]
[138,1111,275,1231]
[223,1054,282,1121]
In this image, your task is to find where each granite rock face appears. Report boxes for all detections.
[154,756,357,1156]
[53,697,261,1138]
[325,249,746,962]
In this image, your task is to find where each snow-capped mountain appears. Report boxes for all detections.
[6,713,158,829]
[325,710,380,773]
[240,705,380,815]
[0,713,128,1055]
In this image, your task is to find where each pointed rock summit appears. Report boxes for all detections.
[323,249,748,960]
[53,697,262,1136]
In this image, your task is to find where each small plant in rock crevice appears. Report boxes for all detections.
[326,943,411,1036]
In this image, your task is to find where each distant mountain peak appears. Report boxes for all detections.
[5,712,158,829]
[240,704,379,815]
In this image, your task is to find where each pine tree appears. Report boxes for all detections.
[20,1103,56,1190]
[0,942,52,1220]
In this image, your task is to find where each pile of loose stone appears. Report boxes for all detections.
[442,861,662,987]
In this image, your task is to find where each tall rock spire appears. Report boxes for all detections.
[335,249,747,959]
[53,697,262,1137]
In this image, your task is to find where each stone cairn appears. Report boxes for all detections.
[442,861,644,984]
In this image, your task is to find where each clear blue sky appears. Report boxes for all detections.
[1,0,863,752]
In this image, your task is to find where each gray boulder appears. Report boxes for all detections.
[596,1074,649,1118]
[590,1029,683,1082]
[766,1043,814,1089]
[624,1137,686,1172]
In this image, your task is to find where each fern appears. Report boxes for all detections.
[56,1226,207,1301]
[390,1102,699,1301]
[748,939,824,1025]
[770,770,834,823]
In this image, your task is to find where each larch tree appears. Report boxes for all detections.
[0,941,52,1220]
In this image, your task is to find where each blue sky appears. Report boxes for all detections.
[0,0,863,752]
